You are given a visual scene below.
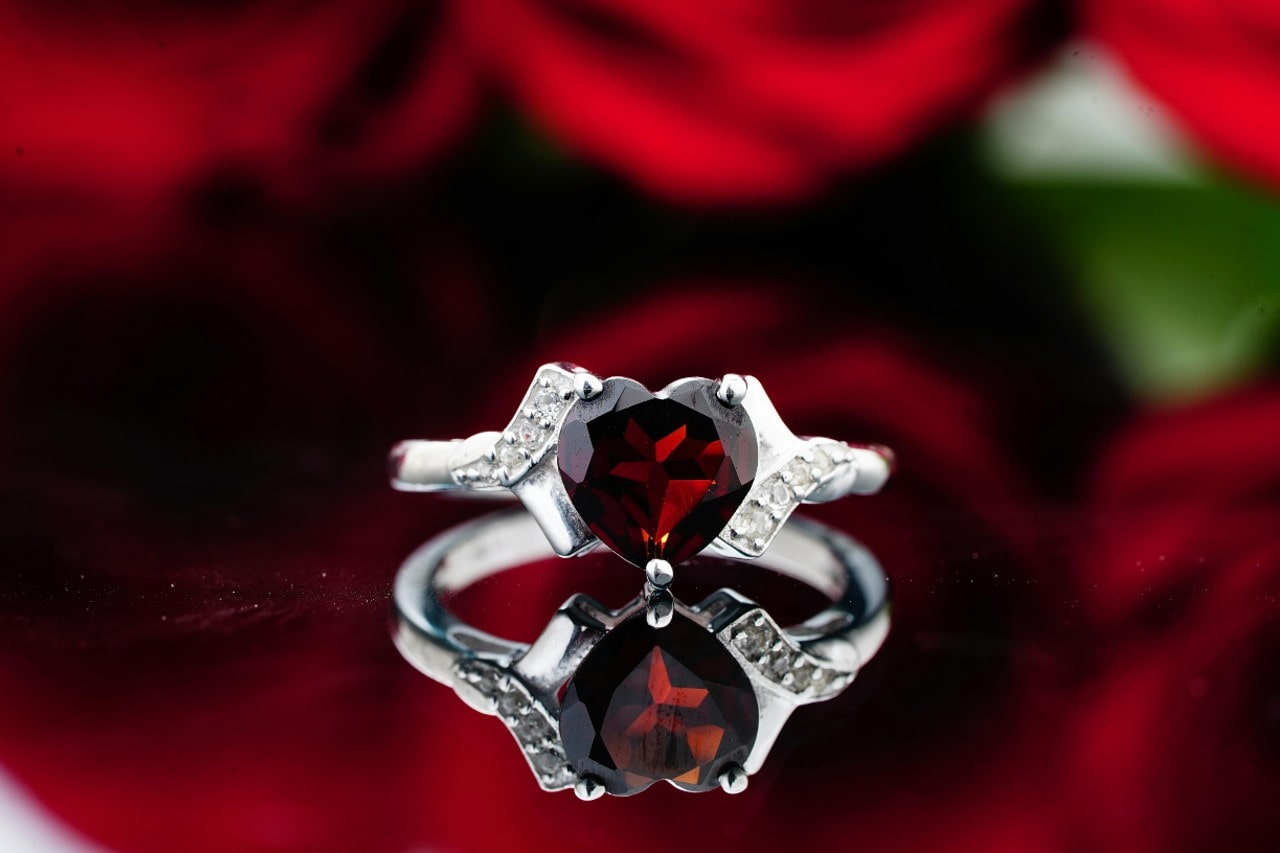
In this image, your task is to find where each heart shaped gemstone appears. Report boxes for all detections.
[559,610,759,795]
[557,378,757,566]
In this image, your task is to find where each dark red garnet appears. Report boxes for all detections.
[559,611,759,795]
[557,379,756,566]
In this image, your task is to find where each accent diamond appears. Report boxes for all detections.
[447,365,576,489]
[515,419,542,446]
[725,440,857,557]
[453,659,573,791]
[719,610,855,700]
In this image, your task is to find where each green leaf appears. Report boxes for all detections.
[1008,180,1280,400]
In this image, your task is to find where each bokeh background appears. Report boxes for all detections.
[2,1,1278,851]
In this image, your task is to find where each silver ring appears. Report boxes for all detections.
[393,509,890,798]
[389,362,895,573]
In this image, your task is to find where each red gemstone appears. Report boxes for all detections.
[557,379,757,566]
[559,612,759,795]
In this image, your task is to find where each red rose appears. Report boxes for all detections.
[1061,386,1280,850]
[1081,387,1280,627]
[456,0,1060,204]
[0,1,474,207]
[1086,0,1280,190]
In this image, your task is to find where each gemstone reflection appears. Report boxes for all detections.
[559,611,759,795]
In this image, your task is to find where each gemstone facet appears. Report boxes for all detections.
[559,611,759,795]
[557,379,757,566]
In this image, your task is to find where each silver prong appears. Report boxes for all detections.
[718,763,748,794]
[716,374,748,407]
[644,558,674,590]
[646,590,674,629]
[574,775,606,801]
[573,373,604,400]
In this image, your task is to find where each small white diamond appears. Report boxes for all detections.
[736,509,773,540]
[764,650,792,678]
[467,665,502,696]
[532,751,561,775]
[515,419,542,446]
[762,479,792,511]
[734,629,771,658]
[517,715,551,745]
[469,459,499,485]
[785,460,814,490]
[548,764,576,788]
[496,442,526,474]
[533,386,563,416]
[498,691,526,718]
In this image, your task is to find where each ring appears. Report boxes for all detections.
[389,363,895,573]
[393,510,890,798]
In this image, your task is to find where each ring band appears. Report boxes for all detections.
[389,363,894,571]
[393,509,890,797]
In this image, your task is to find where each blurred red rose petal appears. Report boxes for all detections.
[1082,386,1280,626]
[1064,542,1280,852]
[1061,385,1280,850]
[1087,0,1280,190]
[458,0,1059,205]
[0,1,474,207]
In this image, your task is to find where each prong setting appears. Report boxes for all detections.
[716,373,749,407]
[645,558,674,590]
[645,589,675,629]
[718,763,749,794]
[573,372,604,401]
[574,775,606,801]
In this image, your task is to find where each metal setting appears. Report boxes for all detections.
[574,776,606,801]
[393,510,891,797]
[573,372,604,401]
[644,558,674,590]
[644,589,675,629]
[718,763,749,794]
[715,373,749,407]
[389,363,894,565]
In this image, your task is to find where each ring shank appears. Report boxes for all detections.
[394,510,890,686]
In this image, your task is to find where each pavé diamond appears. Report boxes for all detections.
[515,420,542,446]
[498,691,525,718]
[722,611,851,699]
[762,480,792,511]
[533,386,563,416]
[496,442,526,473]
[736,509,774,541]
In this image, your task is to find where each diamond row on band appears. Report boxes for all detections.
[449,366,576,489]
[720,610,855,701]
[453,659,577,790]
[724,441,856,557]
